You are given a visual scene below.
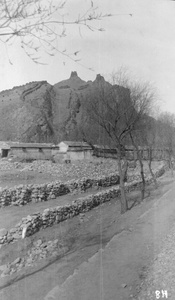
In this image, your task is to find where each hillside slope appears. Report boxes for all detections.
[0,72,128,143]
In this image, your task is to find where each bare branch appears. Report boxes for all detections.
[0,0,132,64]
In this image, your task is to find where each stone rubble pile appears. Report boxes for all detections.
[20,159,121,179]
[19,159,159,181]
[0,159,120,181]
[0,164,166,247]
[0,238,68,278]
[0,160,21,171]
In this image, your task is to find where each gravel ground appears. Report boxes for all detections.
[0,159,160,179]
[137,220,175,300]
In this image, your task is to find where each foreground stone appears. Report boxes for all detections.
[0,239,67,278]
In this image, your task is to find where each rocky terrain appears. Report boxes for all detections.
[0,72,129,143]
[0,238,66,278]
[0,162,166,280]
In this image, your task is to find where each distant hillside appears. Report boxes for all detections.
[0,72,129,143]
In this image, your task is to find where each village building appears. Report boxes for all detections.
[92,145,168,161]
[93,145,118,159]
[0,141,53,160]
[55,141,93,161]
[93,145,138,160]
[0,142,11,158]
[0,140,169,162]
[0,140,93,162]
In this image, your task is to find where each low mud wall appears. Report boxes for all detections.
[0,165,166,246]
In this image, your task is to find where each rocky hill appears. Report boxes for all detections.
[0,72,128,143]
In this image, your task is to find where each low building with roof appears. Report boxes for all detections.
[55,141,93,161]
[0,141,54,160]
[0,140,169,162]
[0,142,11,158]
[97,145,170,161]
[93,145,118,159]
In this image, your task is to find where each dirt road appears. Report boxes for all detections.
[0,173,175,300]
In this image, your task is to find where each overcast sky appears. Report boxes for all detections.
[0,0,175,113]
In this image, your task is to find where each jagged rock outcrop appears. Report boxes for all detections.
[0,72,129,143]
[0,81,55,142]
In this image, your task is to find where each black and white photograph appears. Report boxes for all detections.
[0,0,175,299]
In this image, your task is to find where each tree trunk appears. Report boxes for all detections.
[138,157,145,201]
[148,160,158,188]
[138,157,145,200]
[130,133,145,202]
[169,153,174,177]
[148,148,158,188]
[118,155,128,214]
[122,155,128,182]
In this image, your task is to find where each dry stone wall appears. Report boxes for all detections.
[0,174,120,207]
[0,163,161,208]
[0,165,166,246]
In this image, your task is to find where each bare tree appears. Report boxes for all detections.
[127,82,156,198]
[157,112,175,176]
[81,74,152,213]
[144,117,159,188]
[111,70,156,200]
[129,82,154,200]
[0,0,121,65]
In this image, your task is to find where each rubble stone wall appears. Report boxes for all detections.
[0,165,166,246]
[0,162,164,208]
[0,173,120,207]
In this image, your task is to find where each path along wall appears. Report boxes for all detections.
[0,165,166,246]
